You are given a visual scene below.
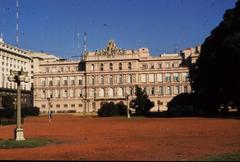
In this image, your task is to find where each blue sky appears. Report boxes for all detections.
[0,0,236,58]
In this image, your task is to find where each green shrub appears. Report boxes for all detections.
[22,106,40,117]
[97,101,130,117]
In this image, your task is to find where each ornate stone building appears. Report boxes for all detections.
[33,40,200,114]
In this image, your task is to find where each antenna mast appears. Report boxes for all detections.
[16,0,19,47]
[174,43,178,53]
[83,32,87,54]
[71,31,82,60]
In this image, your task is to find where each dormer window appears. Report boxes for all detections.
[109,63,113,70]
[128,62,132,70]
[119,63,122,70]
[100,63,104,71]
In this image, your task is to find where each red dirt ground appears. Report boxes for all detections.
[0,115,239,161]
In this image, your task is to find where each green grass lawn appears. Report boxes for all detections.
[0,138,54,149]
[198,152,240,161]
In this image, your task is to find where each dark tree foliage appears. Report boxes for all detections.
[2,95,15,109]
[97,101,130,117]
[130,85,154,115]
[190,1,240,113]
[167,93,205,116]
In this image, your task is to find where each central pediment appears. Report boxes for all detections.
[95,40,124,56]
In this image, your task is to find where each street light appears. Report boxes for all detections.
[157,100,161,113]
[8,68,30,141]
[125,92,131,119]
[47,95,53,122]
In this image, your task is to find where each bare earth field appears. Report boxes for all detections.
[0,115,239,161]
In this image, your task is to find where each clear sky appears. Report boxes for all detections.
[0,0,236,59]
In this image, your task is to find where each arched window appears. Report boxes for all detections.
[108,88,114,97]
[117,87,124,97]
[99,88,104,97]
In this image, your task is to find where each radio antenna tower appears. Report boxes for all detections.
[71,31,82,60]
[174,43,179,53]
[16,0,19,47]
[83,32,87,54]
[0,6,4,40]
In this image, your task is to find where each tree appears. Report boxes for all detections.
[2,95,15,109]
[189,1,240,113]
[130,85,154,115]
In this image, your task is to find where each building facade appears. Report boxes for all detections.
[0,38,33,108]
[33,40,200,114]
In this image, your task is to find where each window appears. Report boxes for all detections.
[165,73,171,82]
[141,74,147,83]
[150,64,154,69]
[55,89,60,98]
[100,63,104,71]
[175,86,180,94]
[108,88,114,97]
[173,73,179,82]
[166,62,171,69]
[91,64,95,71]
[100,75,104,84]
[49,80,53,86]
[129,87,134,96]
[172,62,178,68]
[159,86,163,95]
[70,89,74,98]
[142,63,148,69]
[99,88,104,97]
[109,75,113,84]
[63,90,68,98]
[91,76,95,85]
[182,73,189,81]
[166,86,172,95]
[151,87,155,95]
[70,77,75,85]
[64,104,68,108]
[119,63,122,70]
[109,63,113,70]
[128,62,132,70]
[42,80,46,86]
[117,87,123,96]
[157,73,163,82]
[184,86,188,93]
[89,88,94,97]
[56,104,60,108]
[79,79,82,85]
[149,74,154,82]
[71,104,75,108]
[119,75,123,84]
[127,74,132,83]
[64,80,68,86]
[41,90,46,99]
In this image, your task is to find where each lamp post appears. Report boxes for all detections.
[157,100,161,113]
[125,93,130,119]
[47,95,52,122]
[8,68,30,141]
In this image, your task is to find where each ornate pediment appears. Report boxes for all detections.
[96,40,124,56]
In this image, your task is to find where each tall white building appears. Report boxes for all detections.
[0,38,33,108]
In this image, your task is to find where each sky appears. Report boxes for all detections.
[0,0,236,59]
